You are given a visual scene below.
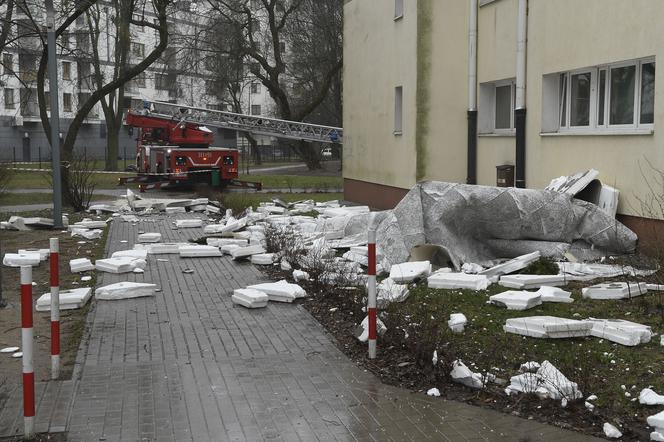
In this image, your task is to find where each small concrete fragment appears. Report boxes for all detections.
[603,423,622,439]
[448,313,467,333]
[536,286,573,303]
[175,219,203,228]
[582,282,648,300]
[504,316,593,338]
[292,270,310,282]
[3,252,41,267]
[231,245,267,260]
[505,360,582,400]
[70,258,95,273]
[206,238,248,247]
[640,388,664,406]
[376,278,409,307]
[95,282,157,300]
[246,280,306,303]
[36,288,92,311]
[587,319,652,346]
[450,360,488,389]
[389,261,431,283]
[490,290,542,310]
[179,245,223,258]
[231,288,269,309]
[250,253,276,265]
[71,228,103,240]
[357,315,387,342]
[479,252,541,278]
[138,232,162,243]
[426,388,441,397]
[428,271,490,290]
[647,410,664,441]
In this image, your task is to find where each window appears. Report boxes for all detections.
[4,88,15,109]
[479,79,516,134]
[131,42,145,58]
[62,61,71,80]
[547,58,655,133]
[3,53,12,75]
[251,82,260,94]
[155,73,168,90]
[394,86,403,134]
[133,72,146,88]
[251,104,261,115]
[63,93,72,112]
[61,31,69,49]
[394,0,404,19]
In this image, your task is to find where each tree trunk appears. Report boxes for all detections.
[293,141,321,170]
[105,126,119,171]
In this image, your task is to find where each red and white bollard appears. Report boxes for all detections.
[49,237,60,380]
[20,265,35,438]
[367,227,377,359]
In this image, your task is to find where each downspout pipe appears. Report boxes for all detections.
[515,0,528,188]
[467,0,478,185]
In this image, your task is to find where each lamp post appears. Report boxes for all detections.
[46,0,63,228]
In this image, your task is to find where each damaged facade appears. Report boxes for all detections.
[343,0,664,244]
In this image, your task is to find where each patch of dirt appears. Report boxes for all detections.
[0,213,107,388]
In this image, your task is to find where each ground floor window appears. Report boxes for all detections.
[479,79,516,135]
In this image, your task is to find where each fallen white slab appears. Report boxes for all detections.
[558,262,656,280]
[36,288,92,311]
[231,288,269,309]
[231,245,266,260]
[3,252,41,267]
[143,243,187,254]
[112,249,148,260]
[428,271,490,290]
[490,290,542,310]
[357,315,387,342]
[450,360,489,389]
[250,253,276,265]
[587,319,653,346]
[71,228,102,240]
[95,257,146,273]
[95,282,157,300]
[648,411,664,441]
[448,313,467,333]
[504,316,593,338]
[377,278,409,307]
[138,232,162,243]
[18,249,49,261]
[165,207,186,214]
[70,258,95,273]
[179,245,223,258]
[220,244,241,255]
[70,220,108,229]
[499,274,567,290]
[640,388,664,406]
[175,219,203,228]
[479,252,541,278]
[206,238,249,247]
[246,280,306,303]
[388,261,431,283]
[647,284,664,292]
[582,282,648,300]
[603,423,622,439]
[536,286,573,303]
[505,360,582,400]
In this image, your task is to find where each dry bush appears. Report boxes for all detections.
[0,164,13,196]
[47,153,97,212]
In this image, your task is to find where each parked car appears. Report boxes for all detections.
[321,147,332,159]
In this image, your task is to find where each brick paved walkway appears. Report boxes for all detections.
[2,214,602,441]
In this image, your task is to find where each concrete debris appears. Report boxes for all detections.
[179,245,223,258]
[461,263,484,274]
[647,284,664,292]
[70,219,108,229]
[582,282,648,300]
[602,423,622,439]
[499,274,567,290]
[558,262,656,280]
[505,360,582,400]
[648,410,664,441]
[292,270,310,282]
[490,290,542,311]
[18,249,49,261]
[357,315,387,342]
[231,288,269,309]
[175,219,203,228]
[246,280,306,303]
[206,238,248,248]
[376,278,409,307]
[0,347,19,353]
[231,245,267,260]
[165,207,186,214]
[138,232,162,243]
[479,252,541,278]
[450,360,491,389]
[388,261,431,283]
[280,260,292,271]
[95,282,157,300]
[428,271,490,290]
[70,258,95,273]
[36,288,92,311]
[426,388,441,397]
[1,216,60,230]
[112,249,148,260]
[504,316,593,339]
[587,319,653,346]
[3,252,41,267]
[640,388,664,406]
[536,286,574,303]
[220,244,241,255]
[141,243,188,254]
[95,257,147,273]
[546,169,619,218]
[448,313,467,333]
[121,214,140,222]
[71,228,103,240]
[250,253,276,265]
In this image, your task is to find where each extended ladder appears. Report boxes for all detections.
[135,100,343,144]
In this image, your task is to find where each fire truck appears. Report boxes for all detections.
[120,100,343,191]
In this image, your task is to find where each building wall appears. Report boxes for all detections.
[343,0,418,194]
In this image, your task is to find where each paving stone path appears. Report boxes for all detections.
[1,214,601,441]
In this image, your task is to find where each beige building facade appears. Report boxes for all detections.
[343,0,664,240]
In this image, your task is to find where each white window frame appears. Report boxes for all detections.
[549,57,655,136]
[394,86,403,135]
[493,79,516,134]
[478,78,516,136]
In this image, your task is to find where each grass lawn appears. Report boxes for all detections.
[0,192,118,206]
[239,174,342,190]
[4,168,129,190]
[218,192,343,214]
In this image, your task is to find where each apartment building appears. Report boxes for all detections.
[0,0,278,163]
[344,0,664,239]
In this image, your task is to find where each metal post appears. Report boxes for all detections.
[38,145,41,169]
[367,227,377,359]
[0,241,4,309]
[49,238,60,379]
[12,146,15,164]
[46,0,63,228]
[20,266,35,438]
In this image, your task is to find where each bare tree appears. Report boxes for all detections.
[203,0,343,169]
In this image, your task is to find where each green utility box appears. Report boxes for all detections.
[211,169,221,187]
